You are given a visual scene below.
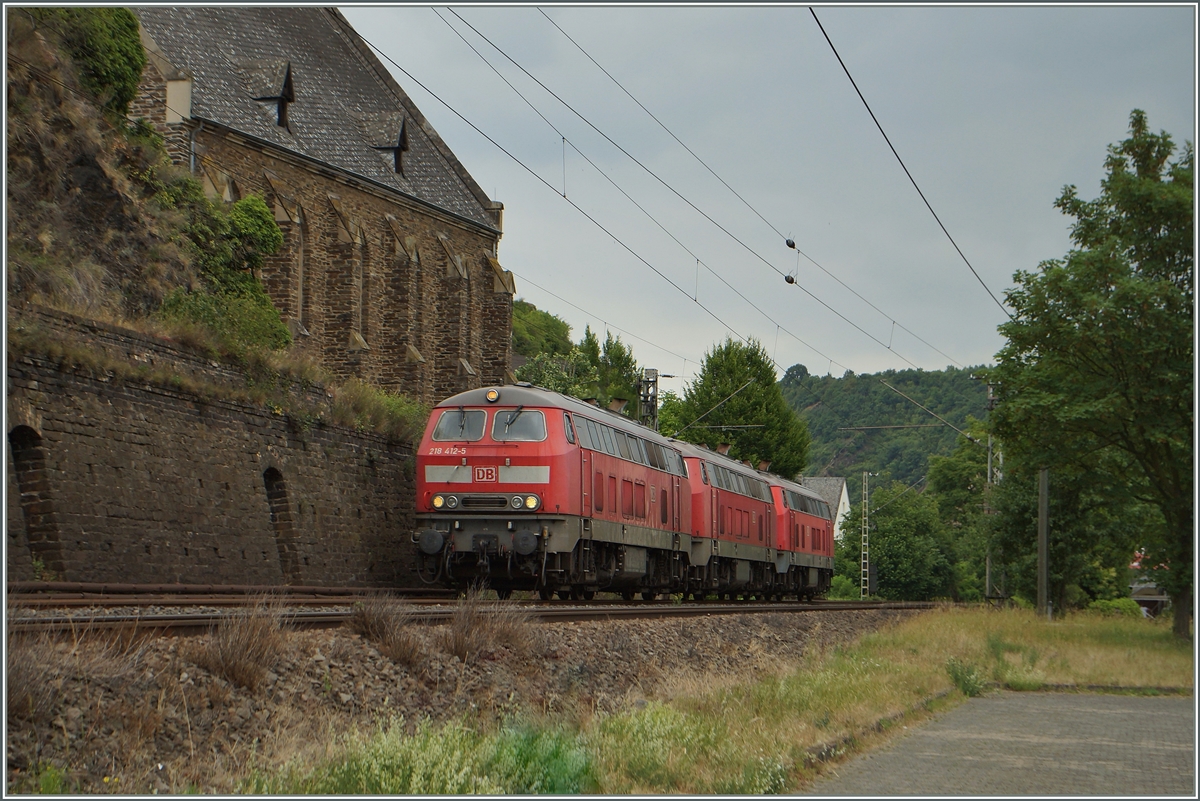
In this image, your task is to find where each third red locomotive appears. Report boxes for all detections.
[412,383,833,600]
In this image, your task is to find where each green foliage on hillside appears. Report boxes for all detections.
[781,363,987,499]
[512,299,573,358]
[25,8,146,116]
[513,309,645,419]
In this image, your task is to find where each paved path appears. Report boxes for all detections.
[805,692,1194,796]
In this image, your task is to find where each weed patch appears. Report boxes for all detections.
[245,718,594,794]
[945,657,985,697]
[187,599,288,691]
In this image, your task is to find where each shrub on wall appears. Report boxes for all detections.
[158,194,291,354]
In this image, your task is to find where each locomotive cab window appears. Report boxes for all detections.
[432,409,486,441]
[562,412,575,444]
[491,409,547,441]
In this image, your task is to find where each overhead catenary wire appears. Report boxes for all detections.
[538,7,966,370]
[444,8,931,372]
[436,9,905,373]
[809,6,1013,321]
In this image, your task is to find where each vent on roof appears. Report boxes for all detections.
[361,112,410,176]
[237,58,295,128]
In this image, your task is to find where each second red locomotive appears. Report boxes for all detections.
[412,383,833,600]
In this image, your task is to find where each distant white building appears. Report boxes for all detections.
[799,477,851,543]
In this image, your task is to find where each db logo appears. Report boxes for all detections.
[473,466,497,483]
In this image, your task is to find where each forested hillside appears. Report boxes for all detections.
[780,363,988,499]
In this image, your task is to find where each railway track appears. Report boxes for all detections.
[7,583,936,635]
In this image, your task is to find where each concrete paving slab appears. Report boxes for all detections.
[805,692,1195,796]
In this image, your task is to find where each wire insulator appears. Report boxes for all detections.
[785,238,796,249]
[784,274,796,284]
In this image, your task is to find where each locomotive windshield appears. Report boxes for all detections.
[491,409,547,441]
[432,408,486,441]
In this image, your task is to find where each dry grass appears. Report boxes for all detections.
[6,631,60,725]
[347,595,424,668]
[442,586,538,664]
[187,599,289,691]
[587,606,1193,794]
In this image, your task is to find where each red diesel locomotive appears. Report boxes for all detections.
[412,383,833,600]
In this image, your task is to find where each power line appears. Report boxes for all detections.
[538,8,965,370]
[808,7,1013,320]
[879,379,980,444]
[538,7,787,242]
[437,10,913,372]
[356,31,768,354]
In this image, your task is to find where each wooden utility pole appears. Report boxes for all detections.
[1037,468,1049,618]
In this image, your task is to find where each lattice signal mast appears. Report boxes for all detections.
[861,471,870,599]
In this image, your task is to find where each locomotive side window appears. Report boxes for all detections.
[614,431,632,460]
[634,481,646,518]
[699,462,709,485]
[432,409,486,441]
[563,412,576,444]
[593,471,604,512]
[492,409,547,441]
[621,479,634,517]
[584,419,600,450]
[600,426,617,456]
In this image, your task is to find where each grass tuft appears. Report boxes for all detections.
[187,598,288,691]
[347,595,424,668]
[441,586,538,664]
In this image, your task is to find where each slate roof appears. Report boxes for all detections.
[798,477,848,511]
[134,7,499,232]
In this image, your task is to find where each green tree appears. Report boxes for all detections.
[579,326,640,416]
[989,110,1193,635]
[512,299,573,359]
[838,482,953,601]
[667,338,809,478]
[28,8,146,115]
[988,457,1138,611]
[926,420,991,601]
[514,349,598,398]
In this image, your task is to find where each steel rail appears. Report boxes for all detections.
[7,599,935,636]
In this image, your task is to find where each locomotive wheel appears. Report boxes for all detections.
[641,591,657,601]
[495,588,512,601]
[582,589,596,601]
[557,590,572,601]
[621,590,635,601]
[539,588,553,601]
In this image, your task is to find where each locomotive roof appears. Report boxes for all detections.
[671,439,826,503]
[435,386,826,505]
[435,384,664,441]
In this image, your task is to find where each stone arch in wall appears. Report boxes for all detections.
[8,425,64,577]
[263,467,302,584]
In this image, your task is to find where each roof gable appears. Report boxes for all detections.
[134,6,499,231]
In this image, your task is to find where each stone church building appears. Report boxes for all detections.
[130,7,514,403]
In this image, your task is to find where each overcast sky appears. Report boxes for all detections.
[341,4,1195,389]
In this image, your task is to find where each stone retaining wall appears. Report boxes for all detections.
[6,330,422,587]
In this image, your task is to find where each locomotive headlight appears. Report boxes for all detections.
[432,494,445,509]
[485,389,500,403]
[524,494,540,510]
[445,495,459,509]
[511,495,524,509]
